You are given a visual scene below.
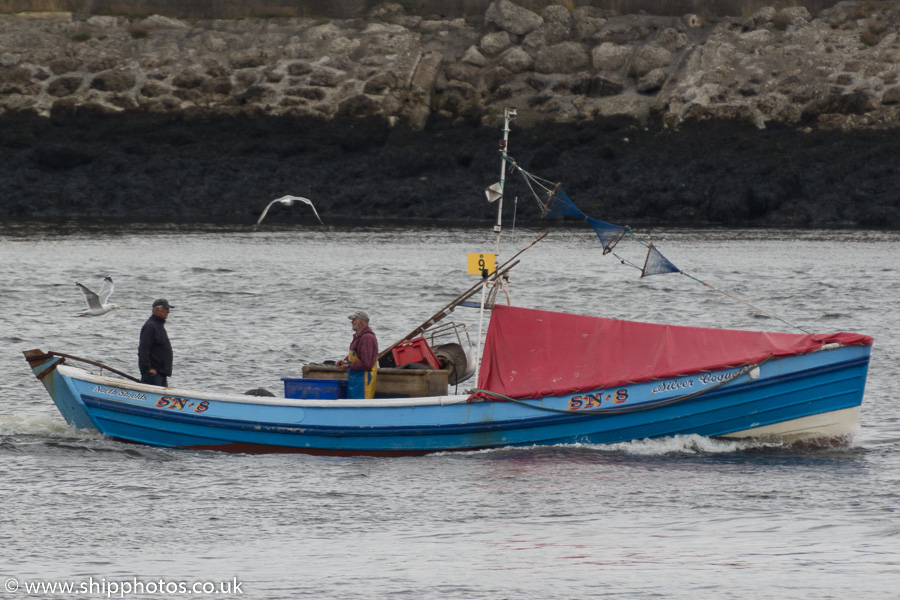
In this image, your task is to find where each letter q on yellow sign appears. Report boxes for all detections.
[467,253,496,275]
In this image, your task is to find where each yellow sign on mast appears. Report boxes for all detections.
[467,253,496,275]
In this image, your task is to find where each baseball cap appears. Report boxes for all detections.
[348,310,369,323]
[152,299,174,309]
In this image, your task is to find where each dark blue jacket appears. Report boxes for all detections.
[138,314,173,376]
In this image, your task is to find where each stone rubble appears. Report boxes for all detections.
[0,0,898,130]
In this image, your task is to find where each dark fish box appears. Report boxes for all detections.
[282,378,346,400]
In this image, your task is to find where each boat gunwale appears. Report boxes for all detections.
[67,351,871,431]
[55,344,871,413]
[56,363,473,408]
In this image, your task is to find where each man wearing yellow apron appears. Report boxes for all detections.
[336,310,378,399]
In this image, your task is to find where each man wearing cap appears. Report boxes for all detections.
[138,299,174,386]
[336,310,378,399]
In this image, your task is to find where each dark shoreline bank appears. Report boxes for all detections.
[2,110,899,229]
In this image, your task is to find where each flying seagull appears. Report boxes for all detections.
[256,195,324,227]
[76,276,119,317]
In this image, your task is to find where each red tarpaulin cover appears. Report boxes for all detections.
[477,306,873,400]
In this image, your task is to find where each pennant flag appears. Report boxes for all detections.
[544,188,586,219]
[641,242,681,278]
[586,217,627,254]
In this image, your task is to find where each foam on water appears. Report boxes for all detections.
[598,434,790,455]
[593,432,861,455]
[459,432,860,459]
[0,413,78,437]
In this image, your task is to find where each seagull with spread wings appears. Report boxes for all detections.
[76,276,120,317]
[256,195,324,227]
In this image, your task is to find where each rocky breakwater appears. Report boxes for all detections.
[2,1,900,228]
[0,9,440,127]
[0,1,899,130]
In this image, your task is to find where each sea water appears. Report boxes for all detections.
[1,223,898,599]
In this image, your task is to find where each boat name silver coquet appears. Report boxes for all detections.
[92,385,147,400]
[651,370,741,394]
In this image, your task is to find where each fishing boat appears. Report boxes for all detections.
[24,313,872,455]
[23,109,873,455]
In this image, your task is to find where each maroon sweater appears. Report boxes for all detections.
[348,326,378,370]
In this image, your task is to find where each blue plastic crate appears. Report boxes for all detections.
[282,378,346,400]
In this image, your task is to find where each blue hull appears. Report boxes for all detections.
[25,346,870,455]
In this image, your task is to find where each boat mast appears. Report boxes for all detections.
[473,108,517,389]
[493,107,516,257]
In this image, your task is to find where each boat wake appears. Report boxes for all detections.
[596,433,860,455]
[0,414,104,448]
[0,413,80,436]
[455,431,861,459]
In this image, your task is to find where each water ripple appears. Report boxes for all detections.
[1,225,898,599]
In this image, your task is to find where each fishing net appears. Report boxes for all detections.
[641,242,681,277]
[503,154,809,332]
[543,187,586,219]
[587,217,627,255]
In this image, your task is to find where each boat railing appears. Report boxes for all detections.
[424,322,472,351]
